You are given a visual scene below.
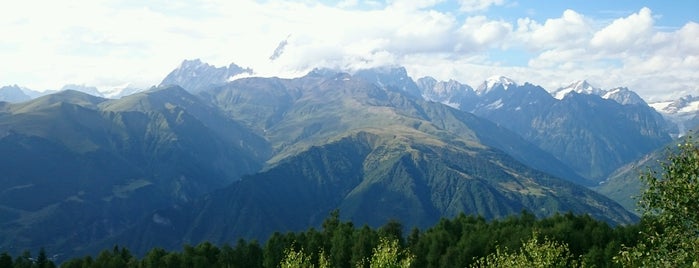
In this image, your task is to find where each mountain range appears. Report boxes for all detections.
[0,59,688,260]
[649,95,699,136]
[104,69,635,254]
[0,87,266,258]
[418,76,671,183]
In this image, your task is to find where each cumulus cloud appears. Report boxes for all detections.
[458,16,513,47]
[517,9,592,50]
[0,1,696,101]
[508,7,698,100]
[590,7,654,53]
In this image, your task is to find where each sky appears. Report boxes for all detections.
[0,0,697,101]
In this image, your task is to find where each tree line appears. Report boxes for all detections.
[0,211,640,268]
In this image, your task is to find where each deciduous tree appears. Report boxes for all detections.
[616,136,699,266]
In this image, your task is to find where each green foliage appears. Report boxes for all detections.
[0,252,13,268]
[410,211,638,268]
[367,238,413,268]
[470,232,581,268]
[18,210,640,267]
[279,247,314,268]
[35,248,54,268]
[279,237,412,268]
[278,247,330,268]
[616,136,699,267]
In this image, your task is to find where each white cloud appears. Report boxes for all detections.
[387,0,444,10]
[457,16,513,49]
[458,0,505,13]
[506,7,699,100]
[0,1,696,101]
[520,9,592,50]
[590,7,654,53]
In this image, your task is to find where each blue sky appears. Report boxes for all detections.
[0,0,697,101]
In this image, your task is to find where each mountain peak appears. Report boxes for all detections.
[552,80,603,100]
[353,66,421,97]
[0,85,32,103]
[603,87,646,105]
[476,76,517,95]
[649,95,699,115]
[306,67,342,78]
[552,81,647,106]
[416,77,475,109]
[61,84,103,97]
[160,59,253,93]
[179,58,205,68]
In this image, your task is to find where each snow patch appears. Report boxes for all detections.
[486,99,503,110]
[476,76,517,95]
[679,100,699,114]
[551,80,602,100]
[152,213,171,226]
[441,100,461,109]
[228,72,254,82]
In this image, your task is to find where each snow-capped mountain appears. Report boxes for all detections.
[160,59,253,93]
[649,95,699,136]
[475,76,517,95]
[416,77,475,109]
[551,80,604,100]
[417,75,670,183]
[602,87,646,105]
[552,80,645,106]
[649,95,699,115]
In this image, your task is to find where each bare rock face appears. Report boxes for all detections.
[160,59,253,93]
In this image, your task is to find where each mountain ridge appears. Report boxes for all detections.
[0,59,672,261]
[0,86,266,258]
[110,129,636,254]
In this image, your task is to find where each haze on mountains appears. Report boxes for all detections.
[416,77,672,182]
[1,57,695,262]
[0,86,268,258]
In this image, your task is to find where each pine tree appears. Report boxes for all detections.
[0,252,13,268]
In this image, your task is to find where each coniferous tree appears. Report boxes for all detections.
[141,247,167,268]
[35,248,53,268]
[0,252,13,268]
[13,250,32,268]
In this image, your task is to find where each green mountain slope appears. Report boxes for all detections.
[0,88,266,257]
[99,71,637,254]
[594,129,699,213]
[0,67,642,261]
[467,85,671,183]
[116,131,635,254]
[201,71,587,185]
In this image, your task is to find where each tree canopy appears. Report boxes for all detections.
[616,136,699,267]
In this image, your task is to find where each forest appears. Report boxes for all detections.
[3,138,697,268]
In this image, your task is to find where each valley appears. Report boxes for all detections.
[0,59,694,262]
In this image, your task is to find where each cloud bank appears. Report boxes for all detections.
[0,0,696,101]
